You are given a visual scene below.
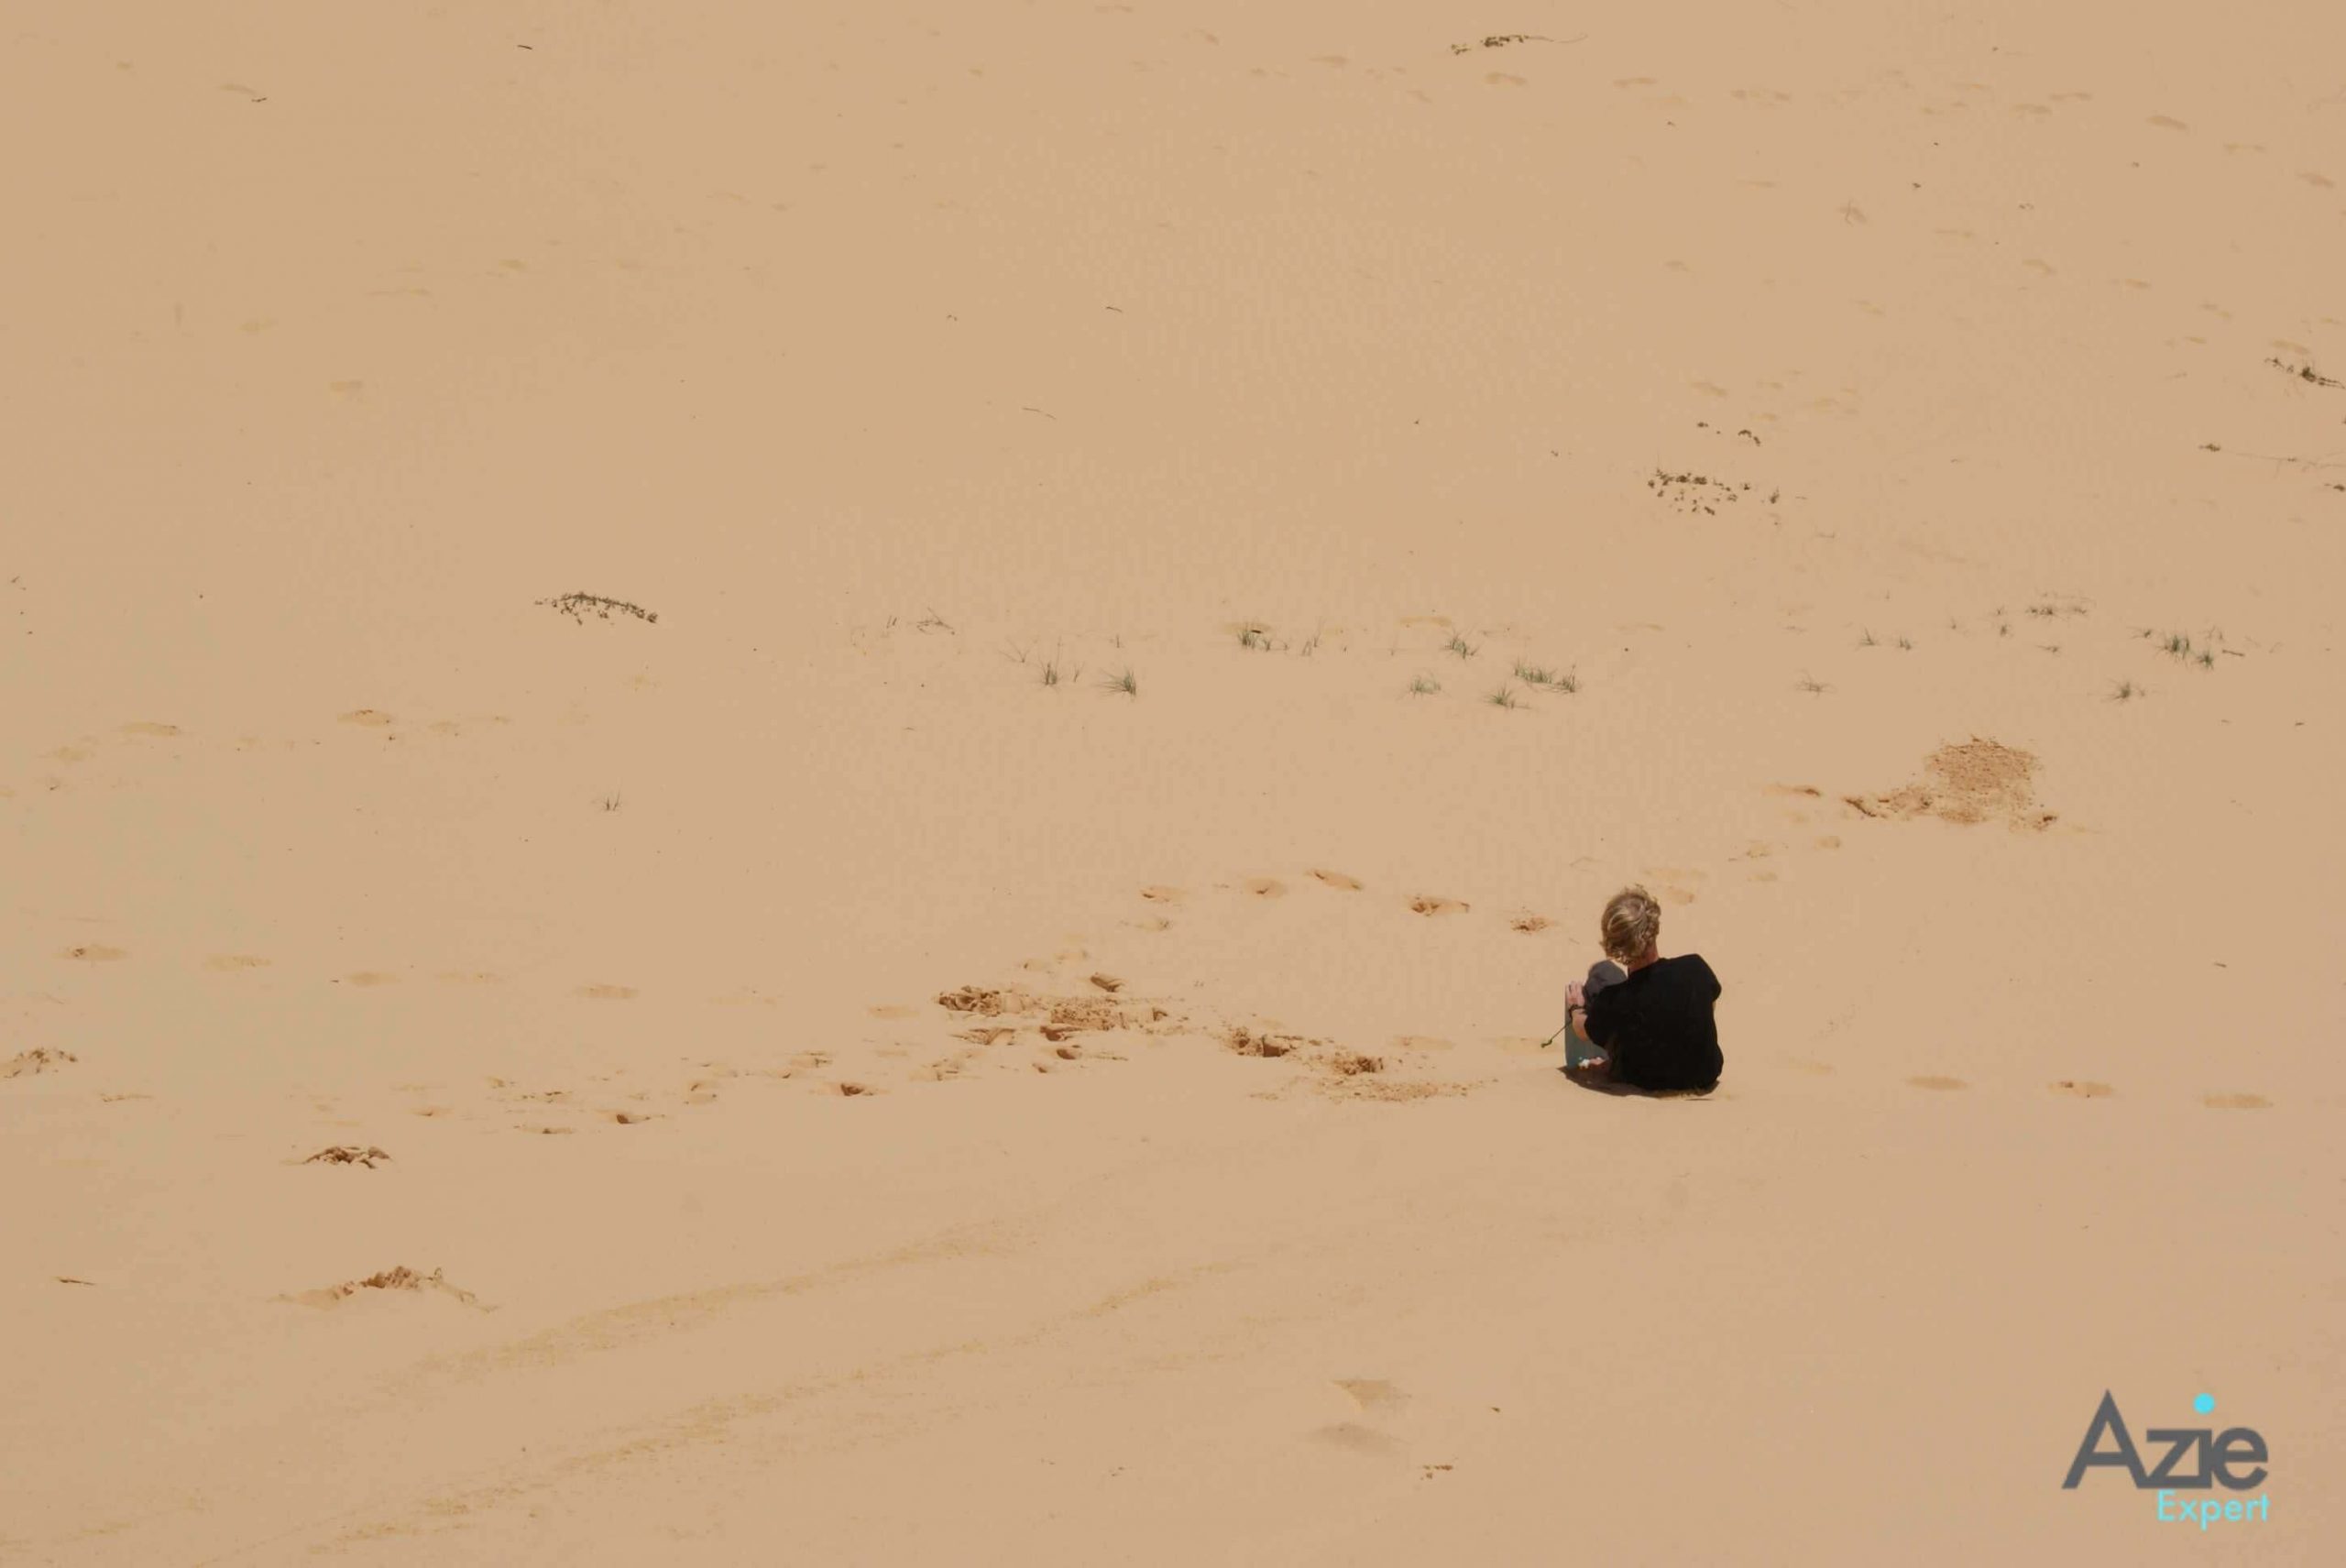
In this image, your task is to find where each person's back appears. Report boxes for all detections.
[1582,951,1722,1092]
[1562,886,1725,1094]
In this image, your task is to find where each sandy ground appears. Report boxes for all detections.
[5,2,2342,1563]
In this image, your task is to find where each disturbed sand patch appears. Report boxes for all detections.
[1846,740,2055,829]
[301,1145,391,1168]
[283,1266,489,1310]
[4,1047,79,1079]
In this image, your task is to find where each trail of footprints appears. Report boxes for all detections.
[22,859,2278,1115]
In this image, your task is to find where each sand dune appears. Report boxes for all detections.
[4,1,2341,1562]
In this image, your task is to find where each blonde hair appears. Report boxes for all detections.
[1600,885,1661,964]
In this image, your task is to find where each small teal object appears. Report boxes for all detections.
[2193,1393,2215,1416]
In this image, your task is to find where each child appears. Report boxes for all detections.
[1562,886,1722,1093]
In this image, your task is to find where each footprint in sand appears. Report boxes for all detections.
[1310,868,1365,892]
[335,971,400,987]
[205,954,271,971]
[1908,1075,1968,1091]
[1312,1422,1402,1456]
[576,983,637,1000]
[60,944,127,962]
[118,721,181,738]
[2050,1080,2115,1099]
[868,1003,919,1019]
[1139,885,1185,905]
[1408,895,1469,916]
[1244,877,1288,898]
[1509,915,1552,933]
[338,708,394,728]
[2202,1092,2270,1110]
[1334,1377,1407,1412]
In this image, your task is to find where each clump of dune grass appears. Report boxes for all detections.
[1039,652,1080,688]
[1101,667,1137,696]
[2109,678,2143,702]
[1896,636,1913,651]
[1510,660,1578,694]
[1512,657,1578,691]
[1238,625,1272,652]
[598,792,622,813]
[1409,674,1441,696]
[1487,685,1522,709]
[1795,673,1831,696]
[1443,633,1478,659]
[2145,630,2221,668]
[1857,628,1878,648]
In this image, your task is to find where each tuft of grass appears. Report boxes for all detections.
[1486,684,1522,709]
[598,792,623,813]
[2110,679,2143,702]
[914,609,955,635]
[1237,625,1272,652]
[1039,652,1080,687]
[1795,673,1831,696]
[1896,636,1913,651]
[1857,628,1878,648]
[1444,632,1478,659]
[2195,649,2215,669]
[1409,674,1442,696]
[1102,667,1137,696]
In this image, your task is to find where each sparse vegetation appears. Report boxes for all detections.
[1450,31,1579,53]
[1896,637,1913,651]
[1649,467,1755,515]
[1512,658,1574,689]
[539,592,657,625]
[1102,667,1138,696]
[1487,685,1522,709]
[2266,356,2342,389]
[1858,629,1878,648]
[1796,673,1831,695]
[1039,650,1080,687]
[598,792,623,812]
[2110,679,2143,702]
[1444,633,1478,659]
[1409,674,1442,696]
[2147,630,2223,669]
[1238,625,1272,652]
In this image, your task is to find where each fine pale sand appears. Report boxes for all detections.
[4,4,2341,1563]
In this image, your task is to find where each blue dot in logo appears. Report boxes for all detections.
[2194,1393,2216,1416]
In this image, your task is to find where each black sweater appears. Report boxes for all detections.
[1584,954,1723,1092]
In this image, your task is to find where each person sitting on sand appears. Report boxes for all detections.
[1562,886,1722,1093]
